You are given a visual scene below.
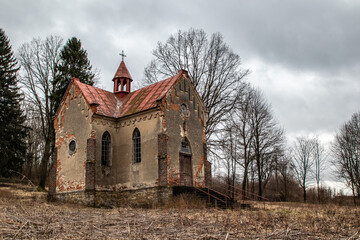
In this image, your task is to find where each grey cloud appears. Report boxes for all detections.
[206,0,360,74]
[1,0,359,147]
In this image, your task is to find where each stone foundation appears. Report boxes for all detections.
[48,191,91,206]
[48,186,173,208]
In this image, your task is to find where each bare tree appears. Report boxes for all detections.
[291,136,315,202]
[217,84,262,200]
[144,28,249,145]
[250,89,285,199]
[218,122,239,198]
[313,137,326,203]
[23,103,44,181]
[226,84,255,199]
[277,152,293,201]
[332,112,360,203]
[18,36,63,189]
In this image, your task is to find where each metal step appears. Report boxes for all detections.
[172,186,234,209]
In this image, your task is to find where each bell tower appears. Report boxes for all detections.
[113,51,133,98]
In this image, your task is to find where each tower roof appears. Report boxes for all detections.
[113,61,133,81]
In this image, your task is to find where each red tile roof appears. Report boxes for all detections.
[113,61,132,81]
[74,70,184,118]
[75,80,122,118]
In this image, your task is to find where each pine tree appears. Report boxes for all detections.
[0,29,28,177]
[52,37,95,114]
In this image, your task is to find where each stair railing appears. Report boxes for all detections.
[169,173,267,209]
[210,181,268,209]
[192,185,228,208]
[171,173,231,208]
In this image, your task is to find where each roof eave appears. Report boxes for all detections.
[92,106,160,121]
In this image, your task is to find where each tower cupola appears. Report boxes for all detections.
[113,57,133,98]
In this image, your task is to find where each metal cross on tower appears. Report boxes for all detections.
[119,50,126,61]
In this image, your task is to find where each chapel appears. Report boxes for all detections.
[48,60,212,207]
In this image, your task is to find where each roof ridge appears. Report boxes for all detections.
[130,71,182,94]
[76,81,113,94]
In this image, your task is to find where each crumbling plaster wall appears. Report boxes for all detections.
[54,84,93,192]
[93,110,162,191]
[163,76,207,186]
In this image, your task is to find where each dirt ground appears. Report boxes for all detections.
[0,182,359,239]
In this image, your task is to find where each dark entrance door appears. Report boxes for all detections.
[179,154,193,186]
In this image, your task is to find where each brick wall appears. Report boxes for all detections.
[85,138,96,191]
[158,133,168,186]
[203,143,212,187]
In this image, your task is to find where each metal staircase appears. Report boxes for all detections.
[173,185,234,209]
[172,181,268,209]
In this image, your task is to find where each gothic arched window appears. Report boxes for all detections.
[101,131,111,166]
[132,128,141,163]
[180,138,191,155]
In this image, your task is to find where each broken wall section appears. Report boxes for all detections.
[53,84,93,193]
[163,75,208,186]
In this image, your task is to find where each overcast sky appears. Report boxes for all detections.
[1,0,360,178]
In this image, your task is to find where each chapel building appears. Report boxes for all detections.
[48,60,211,207]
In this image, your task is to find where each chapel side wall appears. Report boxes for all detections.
[54,84,93,193]
[92,110,162,190]
[163,76,207,186]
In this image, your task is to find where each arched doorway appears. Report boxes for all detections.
[179,138,192,186]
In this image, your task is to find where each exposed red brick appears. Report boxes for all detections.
[85,138,96,191]
[194,154,204,185]
[55,134,75,148]
[203,143,212,187]
[158,133,168,186]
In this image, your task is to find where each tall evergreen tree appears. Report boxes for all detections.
[0,29,27,176]
[52,37,95,114]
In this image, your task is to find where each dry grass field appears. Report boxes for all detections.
[0,182,359,239]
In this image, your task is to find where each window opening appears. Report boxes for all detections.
[132,128,141,163]
[69,140,76,155]
[122,79,127,91]
[181,104,187,113]
[117,80,121,92]
[180,138,191,155]
[101,131,111,166]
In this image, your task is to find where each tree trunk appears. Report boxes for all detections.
[231,173,235,199]
[283,179,287,201]
[242,167,248,200]
[38,137,51,189]
[258,181,262,200]
[26,156,33,180]
[303,186,307,203]
[257,165,262,200]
